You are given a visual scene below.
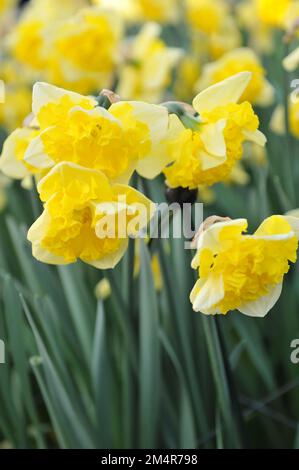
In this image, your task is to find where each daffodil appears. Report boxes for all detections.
[117,22,182,103]
[48,6,123,94]
[164,72,266,189]
[237,1,274,54]
[186,0,241,59]
[255,0,291,27]
[28,162,155,269]
[191,215,299,316]
[20,82,176,183]
[7,0,86,71]
[197,48,274,107]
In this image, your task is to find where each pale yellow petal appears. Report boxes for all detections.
[243,129,267,146]
[193,72,252,114]
[200,119,227,158]
[270,105,285,135]
[24,131,55,169]
[87,239,129,269]
[283,46,299,72]
[27,211,69,265]
[190,275,224,314]
[0,128,31,179]
[32,82,96,117]
[238,283,283,317]
[136,113,184,179]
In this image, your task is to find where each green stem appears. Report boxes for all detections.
[201,315,244,448]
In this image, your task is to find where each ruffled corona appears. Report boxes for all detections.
[164,72,266,189]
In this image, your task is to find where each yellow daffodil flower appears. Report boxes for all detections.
[164,72,266,189]
[19,82,176,183]
[255,0,291,27]
[48,6,123,94]
[117,22,182,103]
[27,162,155,269]
[197,48,274,107]
[237,1,274,54]
[187,0,241,59]
[191,215,299,316]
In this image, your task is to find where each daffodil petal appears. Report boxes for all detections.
[283,46,299,72]
[243,129,267,146]
[87,239,129,269]
[190,275,224,314]
[192,72,252,114]
[284,215,299,239]
[200,119,227,158]
[136,114,184,179]
[0,128,31,179]
[238,282,283,318]
[24,131,55,169]
[32,82,96,117]
[192,218,248,267]
[28,211,69,265]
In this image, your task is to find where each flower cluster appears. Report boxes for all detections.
[1,0,299,320]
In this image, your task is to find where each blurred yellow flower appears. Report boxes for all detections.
[0,127,40,180]
[117,22,182,103]
[7,0,89,72]
[135,0,179,22]
[270,100,299,139]
[0,84,32,132]
[48,6,123,93]
[94,278,111,300]
[255,0,291,27]
[187,0,241,59]
[164,72,266,189]
[197,48,274,107]
[283,46,299,72]
[191,215,299,316]
[237,1,274,54]
[186,0,228,34]
[28,162,155,268]
[93,0,179,22]
[174,55,201,102]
